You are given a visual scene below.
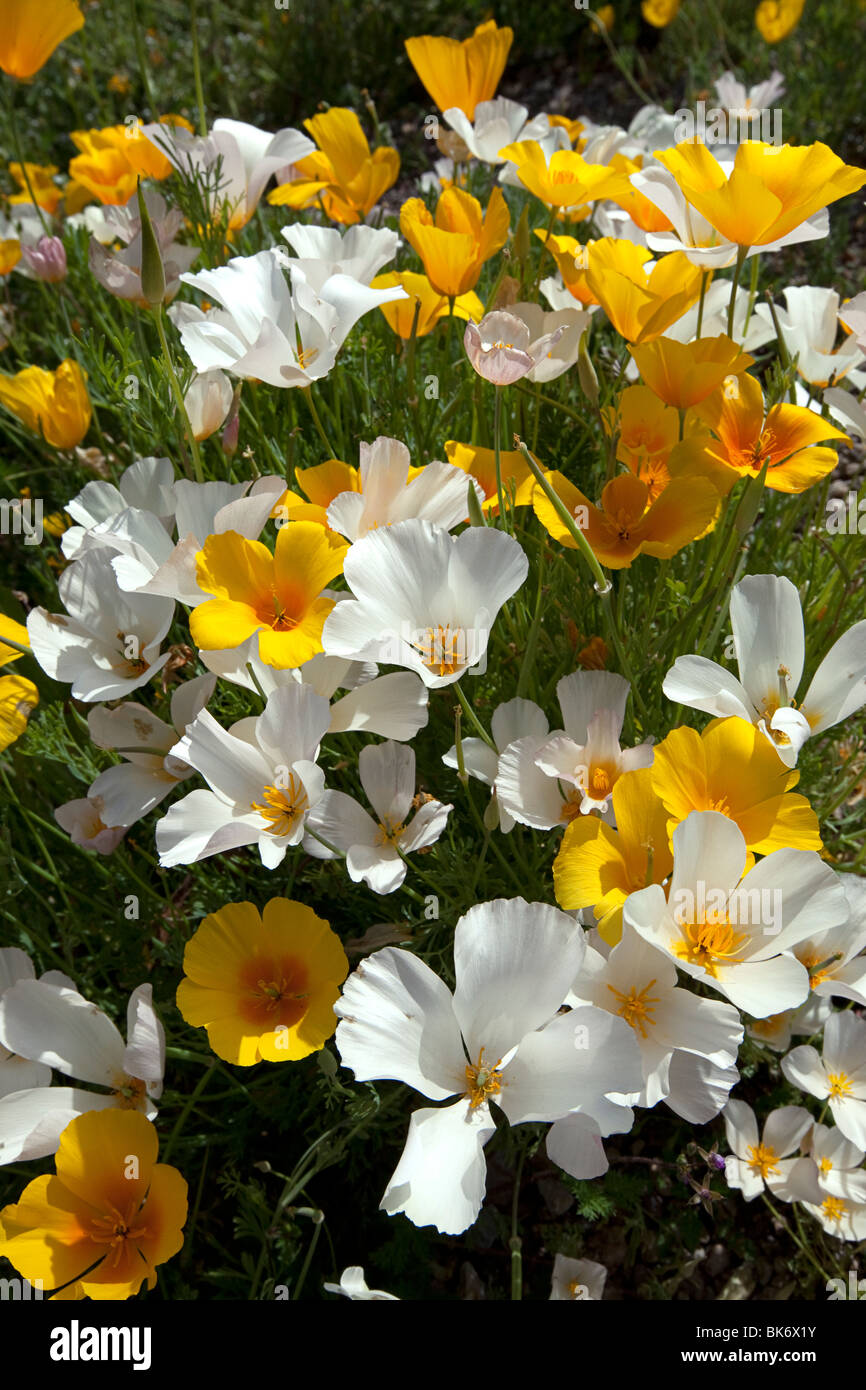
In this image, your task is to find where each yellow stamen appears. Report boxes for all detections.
[821,1195,847,1224]
[464,1047,502,1110]
[607,979,659,1039]
[827,1071,853,1099]
[413,624,464,677]
[673,915,748,978]
[250,776,309,836]
[745,1141,780,1180]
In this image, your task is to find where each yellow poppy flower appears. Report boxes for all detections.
[0,359,91,450]
[191,521,348,668]
[8,161,62,213]
[0,240,21,275]
[630,334,754,409]
[603,385,680,500]
[273,459,362,530]
[444,440,536,514]
[0,0,84,80]
[0,1109,187,1300]
[533,468,720,569]
[683,372,848,494]
[755,0,806,43]
[0,674,38,752]
[652,719,822,855]
[176,898,349,1065]
[0,614,31,666]
[548,115,585,145]
[497,140,630,212]
[67,118,188,206]
[553,767,674,945]
[653,140,866,249]
[535,230,602,306]
[404,20,513,118]
[269,108,399,226]
[603,153,676,233]
[399,185,510,298]
[585,241,704,343]
[372,271,483,338]
[642,0,681,25]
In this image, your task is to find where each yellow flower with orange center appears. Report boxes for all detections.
[585,241,705,343]
[399,185,510,298]
[682,372,848,494]
[176,898,349,1065]
[553,767,674,945]
[191,521,348,668]
[654,139,866,249]
[269,108,399,226]
[533,468,720,569]
[0,359,91,449]
[604,384,680,497]
[0,1109,186,1300]
[372,271,483,339]
[0,0,84,80]
[630,335,753,410]
[652,718,822,855]
[404,20,513,118]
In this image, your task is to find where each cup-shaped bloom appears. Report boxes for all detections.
[662,573,866,767]
[399,186,509,298]
[758,286,865,388]
[269,108,399,225]
[722,1100,813,1200]
[755,0,805,43]
[630,335,753,409]
[20,235,66,283]
[553,766,673,944]
[184,370,233,442]
[0,981,164,1163]
[373,270,482,338]
[533,469,721,569]
[404,21,513,119]
[584,242,704,343]
[321,519,528,688]
[325,436,480,541]
[497,140,631,212]
[464,309,564,386]
[651,717,821,855]
[335,898,641,1233]
[177,898,348,1065]
[443,97,547,164]
[0,0,83,79]
[0,359,90,449]
[625,809,848,1015]
[653,140,866,249]
[191,522,348,669]
[683,372,848,494]
[0,1109,186,1299]
[88,188,198,305]
[782,1012,866,1148]
[550,1255,608,1301]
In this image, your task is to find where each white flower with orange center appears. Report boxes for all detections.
[0,980,163,1164]
[781,1012,866,1148]
[155,684,330,869]
[335,898,641,1234]
[569,923,742,1111]
[722,1099,813,1201]
[664,574,866,767]
[306,740,451,894]
[624,810,848,1016]
[321,519,528,689]
[325,436,481,542]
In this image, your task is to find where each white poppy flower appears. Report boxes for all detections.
[662,574,866,766]
[326,436,481,541]
[754,286,865,387]
[824,384,866,441]
[305,740,451,893]
[443,98,548,165]
[83,673,217,829]
[335,898,641,1234]
[795,1121,866,1204]
[321,519,528,689]
[184,369,233,441]
[62,455,176,560]
[277,223,401,286]
[504,302,592,384]
[549,1253,607,1301]
[0,949,73,1100]
[498,671,650,828]
[201,642,429,743]
[176,249,406,388]
[722,1099,813,1201]
[141,118,316,229]
[781,1012,866,1148]
[155,684,330,869]
[54,797,127,854]
[624,810,848,1017]
[323,1266,399,1301]
[27,551,175,702]
[569,924,742,1109]
[0,981,164,1163]
[464,309,564,386]
[443,695,549,833]
[713,70,786,117]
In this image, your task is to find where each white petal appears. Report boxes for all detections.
[801,621,866,734]
[0,981,124,1086]
[123,984,165,1097]
[546,1113,608,1181]
[0,1087,117,1163]
[730,574,804,714]
[380,1098,495,1235]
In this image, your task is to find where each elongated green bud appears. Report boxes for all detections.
[466,477,487,527]
[137,178,166,307]
[577,330,599,406]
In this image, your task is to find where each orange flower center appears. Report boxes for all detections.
[238,954,309,1027]
[673,914,748,977]
[413,624,464,676]
[88,1201,149,1269]
[464,1047,502,1110]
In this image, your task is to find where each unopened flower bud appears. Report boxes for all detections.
[21,235,67,283]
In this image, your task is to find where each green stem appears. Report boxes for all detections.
[515,439,612,596]
[454,680,496,749]
[726,245,748,339]
[154,304,204,482]
[301,385,338,458]
[190,0,208,136]
[5,81,50,235]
